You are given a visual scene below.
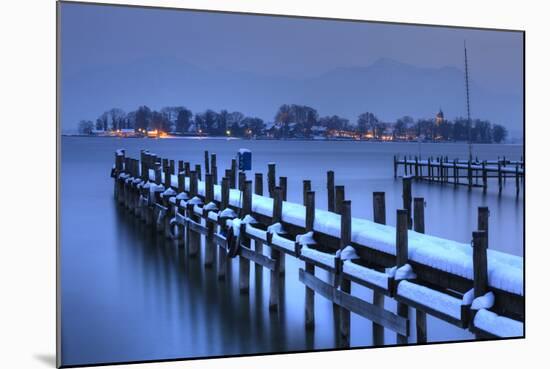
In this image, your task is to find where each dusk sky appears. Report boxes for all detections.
[60,2,523,134]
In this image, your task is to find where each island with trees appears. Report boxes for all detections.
[75,104,509,143]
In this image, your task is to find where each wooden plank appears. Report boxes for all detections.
[238,245,276,271]
[299,269,408,336]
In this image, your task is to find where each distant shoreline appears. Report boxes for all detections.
[61,134,523,145]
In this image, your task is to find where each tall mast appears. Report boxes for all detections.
[464,40,472,160]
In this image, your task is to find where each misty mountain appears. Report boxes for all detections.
[62,57,522,136]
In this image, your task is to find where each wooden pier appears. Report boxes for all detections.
[111,149,524,346]
[394,155,524,195]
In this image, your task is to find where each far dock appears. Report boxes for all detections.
[394,155,524,195]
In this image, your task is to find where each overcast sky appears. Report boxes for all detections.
[60,2,523,130]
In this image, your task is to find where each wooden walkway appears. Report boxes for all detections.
[394,156,524,195]
[111,149,524,347]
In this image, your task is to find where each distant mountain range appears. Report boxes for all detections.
[61,57,523,138]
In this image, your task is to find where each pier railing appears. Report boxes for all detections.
[111,149,524,346]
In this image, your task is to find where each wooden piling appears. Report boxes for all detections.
[230,159,237,189]
[477,207,489,241]
[218,177,229,280]
[303,180,311,206]
[335,185,345,215]
[413,197,426,343]
[497,162,503,195]
[277,176,287,275]
[211,154,217,185]
[184,162,190,177]
[188,171,199,257]
[254,173,264,274]
[515,164,520,196]
[413,198,425,234]
[467,160,473,190]
[472,231,488,297]
[280,176,288,201]
[269,187,283,311]
[393,155,398,179]
[402,176,412,229]
[204,150,210,174]
[154,161,162,185]
[372,191,386,345]
[204,173,215,268]
[482,161,488,192]
[195,164,202,181]
[340,200,352,345]
[327,170,335,212]
[268,163,276,197]
[169,159,175,175]
[178,160,183,175]
[239,180,252,294]
[396,209,409,344]
[305,190,315,329]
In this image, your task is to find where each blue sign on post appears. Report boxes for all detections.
[238,148,252,171]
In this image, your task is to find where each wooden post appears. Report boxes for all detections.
[204,174,215,268]
[303,180,311,206]
[453,159,458,186]
[373,192,386,225]
[497,162,503,195]
[414,157,419,179]
[211,154,217,185]
[164,161,171,188]
[184,162,190,177]
[238,171,246,194]
[188,171,199,257]
[305,190,315,329]
[255,173,263,196]
[177,172,185,193]
[218,177,229,280]
[468,160,473,190]
[340,200,352,346]
[278,177,287,275]
[169,159,175,175]
[472,231,488,298]
[482,161,488,192]
[402,176,412,229]
[515,164,520,196]
[154,161,162,185]
[195,164,202,181]
[327,170,335,212]
[279,176,288,201]
[396,209,409,344]
[413,198,425,234]
[404,157,408,176]
[178,160,183,175]
[413,197,426,343]
[254,173,264,274]
[231,159,237,189]
[204,150,210,174]
[239,180,252,294]
[269,187,283,311]
[427,158,432,181]
[268,163,276,197]
[393,155,398,179]
[372,191,386,346]
[478,207,489,241]
[335,185,345,215]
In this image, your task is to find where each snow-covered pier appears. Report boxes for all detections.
[394,155,524,195]
[112,149,524,347]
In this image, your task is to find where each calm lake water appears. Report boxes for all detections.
[60,136,524,366]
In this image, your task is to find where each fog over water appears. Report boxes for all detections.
[60,137,523,366]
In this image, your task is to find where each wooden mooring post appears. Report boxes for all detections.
[204,173,215,268]
[396,209,409,344]
[402,176,413,229]
[304,190,315,329]
[413,197,427,343]
[339,200,352,346]
[327,170,335,212]
[269,186,283,311]
[239,180,252,294]
[372,192,386,345]
[254,173,264,274]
